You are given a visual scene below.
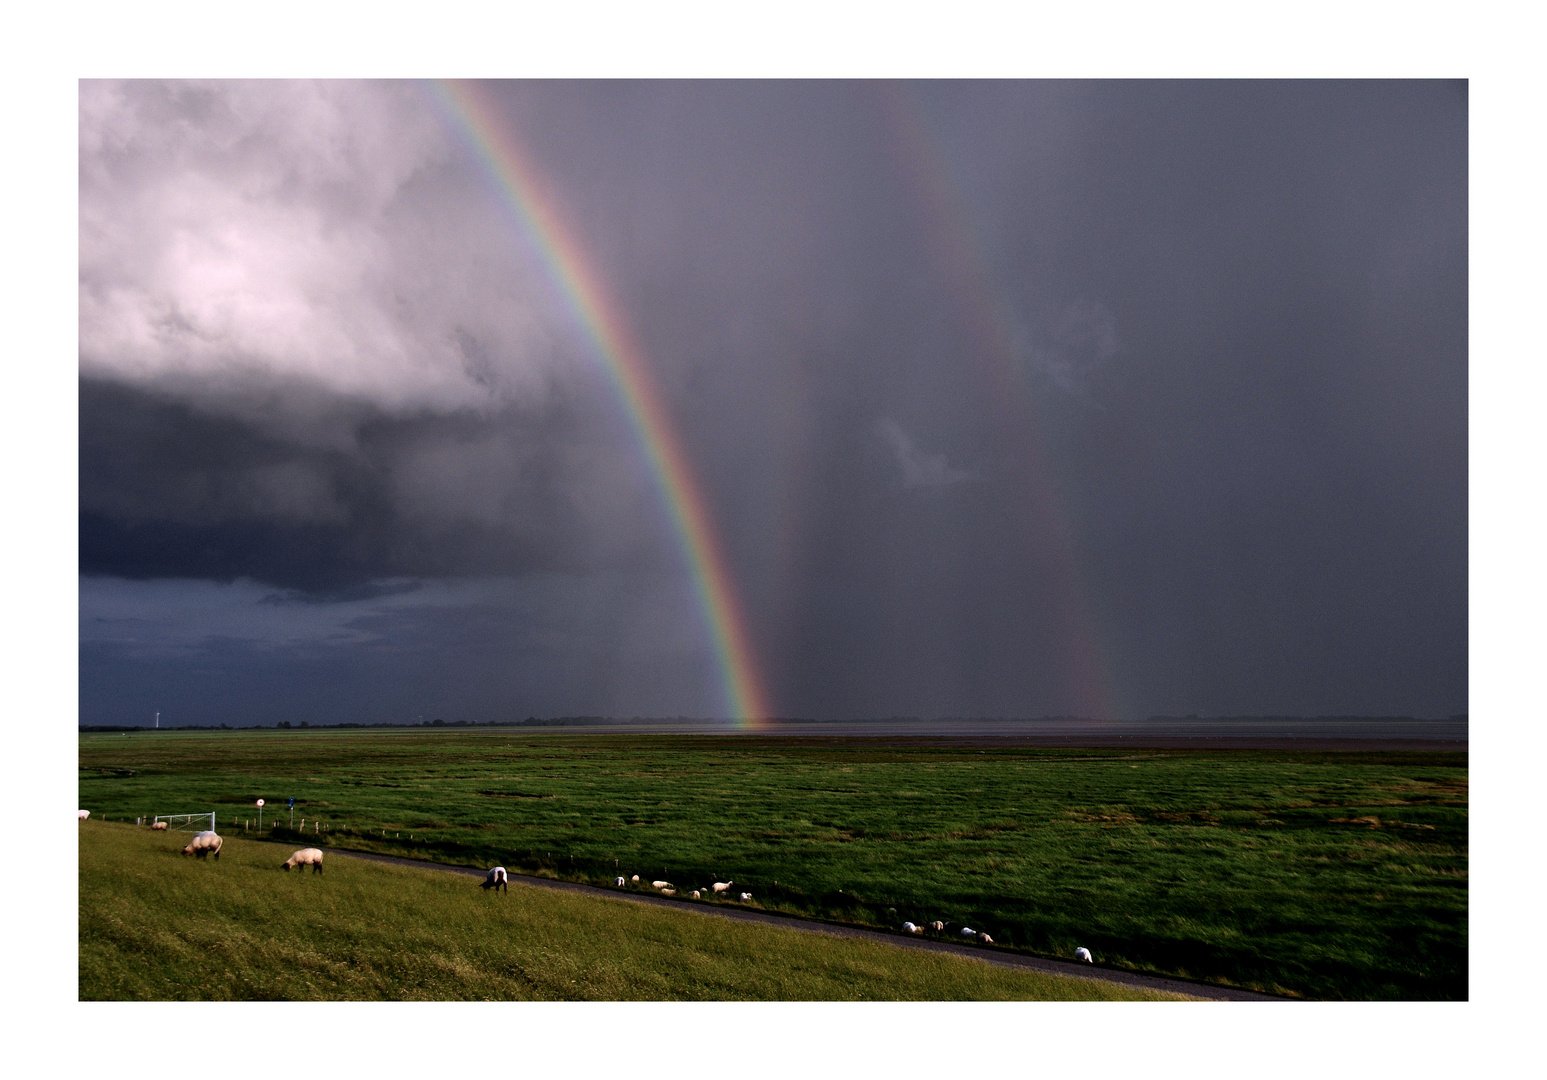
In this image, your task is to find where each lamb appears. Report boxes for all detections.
[739,892,752,902]
[281,847,323,873]
[1075,947,1093,963]
[615,876,626,887]
[711,881,733,893]
[481,866,508,892]
[182,831,223,860]
[78,810,90,820]
[149,821,168,831]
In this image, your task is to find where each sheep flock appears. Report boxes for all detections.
[94,811,1026,957]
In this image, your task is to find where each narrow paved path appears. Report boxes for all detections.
[311,844,1280,1001]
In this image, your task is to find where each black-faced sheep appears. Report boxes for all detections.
[481,866,508,892]
[282,847,323,873]
[182,831,223,859]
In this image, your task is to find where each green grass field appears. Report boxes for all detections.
[79,821,1180,1000]
[78,729,1467,999]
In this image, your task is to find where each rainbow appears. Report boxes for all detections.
[875,83,1120,721]
[429,81,771,726]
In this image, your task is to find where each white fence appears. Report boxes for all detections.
[150,812,217,832]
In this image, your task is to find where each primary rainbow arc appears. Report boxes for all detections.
[432,80,771,726]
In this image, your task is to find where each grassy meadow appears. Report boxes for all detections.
[78,728,1468,999]
[78,820,1180,1000]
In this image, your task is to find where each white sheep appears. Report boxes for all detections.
[182,831,223,860]
[281,847,323,873]
[928,921,944,933]
[902,921,919,934]
[78,810,90,821]
[739,892,752,902]
[978,933,994,945]
[615,876,626,887]
[651,880,672,889]
[631,874,640,883]
[959,927,976,939]
[481,866,508,892]
[1075,947,1093,963]
[660,888,676,896]
[712,880,733,893]
[149,821,168,831]
[690,890,701,899]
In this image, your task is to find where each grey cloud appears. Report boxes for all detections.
[874,419,975,489]
[79,80,567,421]
[1015,299,1118,394]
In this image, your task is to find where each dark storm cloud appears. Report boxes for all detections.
[79,80,1467,722]
[79,574,725,725]
[78,375,677,590]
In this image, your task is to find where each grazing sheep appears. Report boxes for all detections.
[929,921,944,933]
[651,880,672,889]
[691,890,701,899]
[182,831,223,860]
[281,847,323,873]
[660,888,676,896]
[712,881,733,893]
[739,892,752,902]
[481,866,508,892]
[631,874,640,883]
[615,876,626,887]
[1075,947,1093,963]
[978,933,994,945]
[902,921,919,934]
[959,927,976,939]
[78,810,90,821]
[149,821,168,831]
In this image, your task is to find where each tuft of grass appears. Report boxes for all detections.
[78,822,1181,1001]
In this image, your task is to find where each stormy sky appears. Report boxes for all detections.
[78,80,1467,725]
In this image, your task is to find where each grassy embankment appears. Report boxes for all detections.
[79,729,1468,999]
[78,821,1179,1000]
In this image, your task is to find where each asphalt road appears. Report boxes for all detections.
[315,845,1281,1001]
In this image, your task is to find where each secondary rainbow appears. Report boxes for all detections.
[875,83,1121,721]
[430,80,771,726]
